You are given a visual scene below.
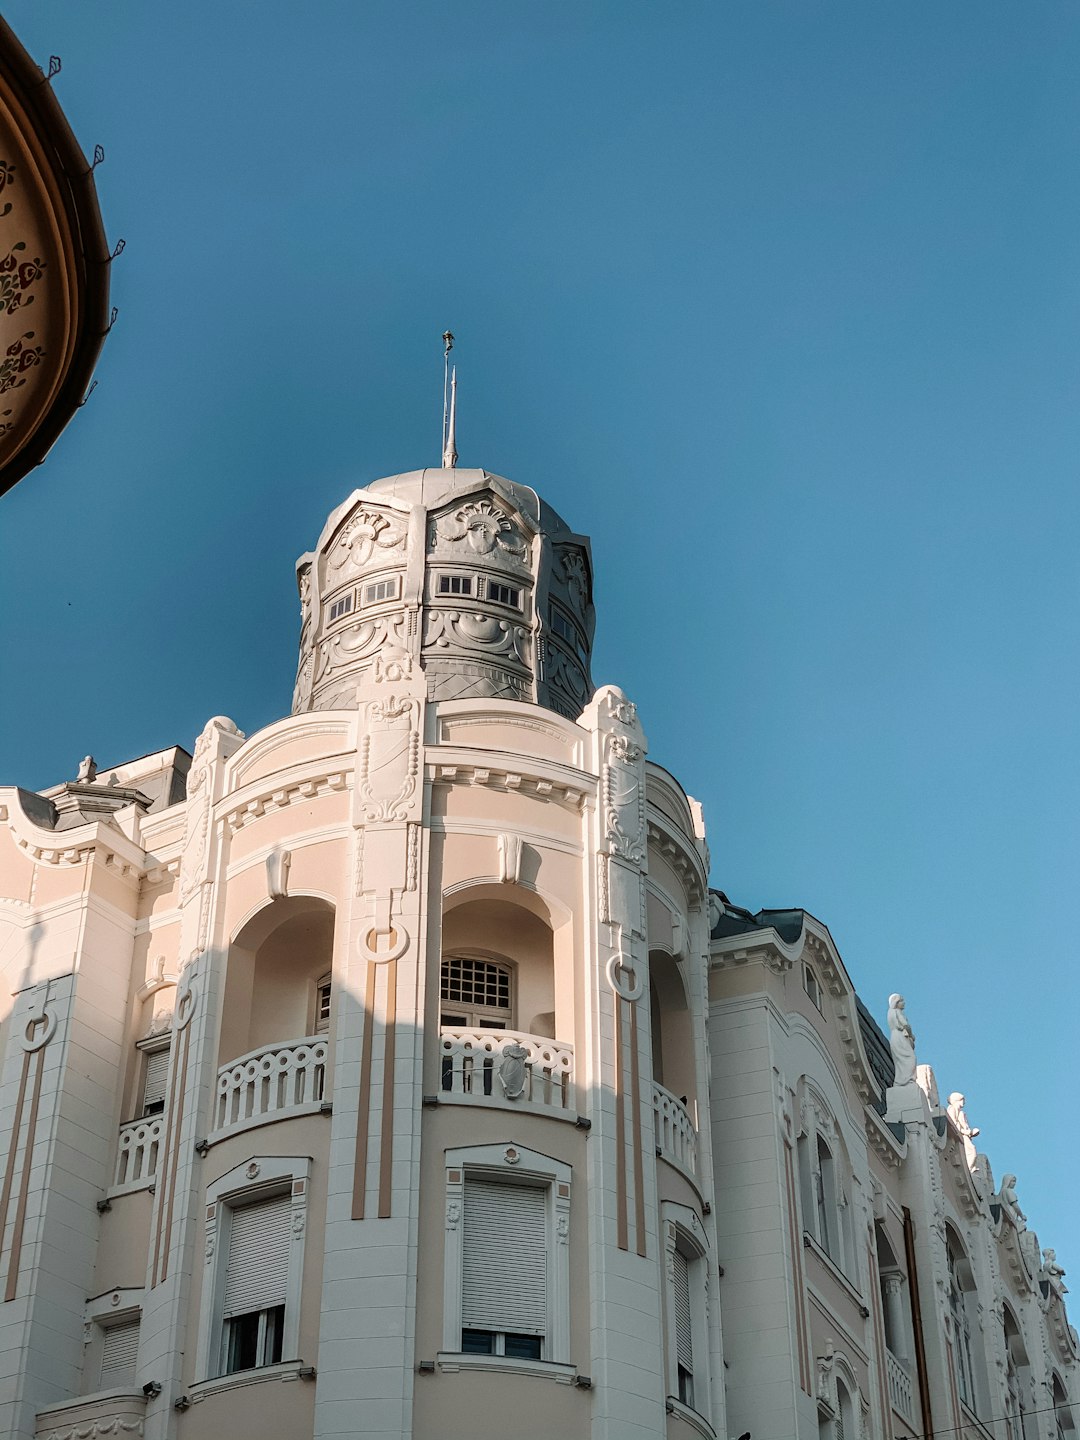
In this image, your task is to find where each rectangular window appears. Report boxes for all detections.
[437,574,472,596]
[328,594,353,622]
[550,606,576,643]
[141,1046,170,1117]
[804,964,822,1011]
[221,1193,291,1374]
[315,977,332,1034]
[673,1247,694,1407]
[486,581,520,608]
[100,1316,140,1389]
[364,578,398,604]
[461,1178,546,1356]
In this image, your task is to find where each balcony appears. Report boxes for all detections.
[36,1392,146,1439]
[652,1081,698,1179]
[211,1036,328,1142]
[111,1116,163,1194]
[886,1349,914,1422]
[439,1027,574,1117]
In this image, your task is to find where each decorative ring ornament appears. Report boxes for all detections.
[358,924,409,964]
[21,1008,56,1052]
[176,975,199,1031]
[606,952,644,1002]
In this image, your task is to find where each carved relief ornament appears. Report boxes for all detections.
[433,497,527,558]
[356,695,420,823]
[328,507,407,574]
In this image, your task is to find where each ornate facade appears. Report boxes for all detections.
[0,464,1074,1440]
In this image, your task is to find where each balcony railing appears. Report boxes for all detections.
[111,1116,163,1193]
[439,1027,574,1115]
[886,1349,914,1421]
[652,1081,698,1178]
[212,1036,328,1139]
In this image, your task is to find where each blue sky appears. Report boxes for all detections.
[1,3,1077,1267]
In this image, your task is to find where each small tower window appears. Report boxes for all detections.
[804,964,822,1011]
[364,578,398,605]
[328,594,353,622]
[486,581,520,608]
[437,574,472,596]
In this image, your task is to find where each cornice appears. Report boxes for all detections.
[865,1107,905,1169]
[646,811,706,904]
[0,793,145,877]
[222,767,350,835]
[429,754,590,812]
[710,930,795,975]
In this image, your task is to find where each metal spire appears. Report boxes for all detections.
[442,330,458,469]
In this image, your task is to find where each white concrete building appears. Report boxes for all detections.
[0,462,1075,1440]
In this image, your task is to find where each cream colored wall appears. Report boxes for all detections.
[93,1191,153,1295]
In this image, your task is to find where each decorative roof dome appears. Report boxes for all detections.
[292,467,595,718]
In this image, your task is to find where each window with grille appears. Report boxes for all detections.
[364,578,398,604]
[440,955,512,1028]
[460,1177,547,1359]
[486,581,520,608]
[328,594,353,622]
[437,574,472,596]
[100,1315,140,1389]
[141,1045,170,1117]
[221,1193,290,1375]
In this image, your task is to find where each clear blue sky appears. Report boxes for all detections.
[1,3,1076,1269]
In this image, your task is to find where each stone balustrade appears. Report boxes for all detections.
[886,1349,914,1420]
[212,1036,328,1139]
[439,1027,574,1115]
[112,1115,163,1194]
[652,1081,698,1178]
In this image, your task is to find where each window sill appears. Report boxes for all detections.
[666,1397,717,1438]
[802,1232,863,1305]
[435,1352,577,1384]
[188,1361,310,1402]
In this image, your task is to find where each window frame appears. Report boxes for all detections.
[662,1203,712,1424]
[441,1143,571,1368]
[84,1288,143,1395]
[362,576,400,606]
[135,1033,171,1120]
[436,573,473,597]
[195,1155,311,1383]
[313,972,332,1034]
[439,953,515,1031]
[328,593,354,623]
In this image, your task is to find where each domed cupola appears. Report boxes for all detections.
[292,467,595,718]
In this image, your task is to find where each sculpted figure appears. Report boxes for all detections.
[887,993,917,1085]
[1043,1249,1066,1279]
[76,754,97,783]
[999,1174,1027,1223]
[947,1092,979,1139]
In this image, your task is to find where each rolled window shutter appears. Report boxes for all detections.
[223,1193,291,1317]
[461,1178,546,1336]
[100,1316,140,1388]
[673,1248,693,1373]
[142,1048,170,1112]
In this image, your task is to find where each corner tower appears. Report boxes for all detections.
[292,468,595,718]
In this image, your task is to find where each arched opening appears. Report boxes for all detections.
[946,1227,983,1416]
[835,1377,856,1440]
[1003,1305,1032,1440]
[649,950,696,1113]
[876,1225,908,1359]
[221,897,336,1065]
[1053,1374,1075,1440]
[438,886,572,1112]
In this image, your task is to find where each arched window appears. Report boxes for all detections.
[1053,1375,1075,1440]
[835,1377,855,1440]
[1003,1307,1031,1440]
[796,1087,853,1277]
[946,1230,980,1414]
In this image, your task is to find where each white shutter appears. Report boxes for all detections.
[222,1193,291,1317]
[462,1178,547,1336]
[142,1047,170,1112]
[673,1248,693,1373]
[100,1316,140,1388]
